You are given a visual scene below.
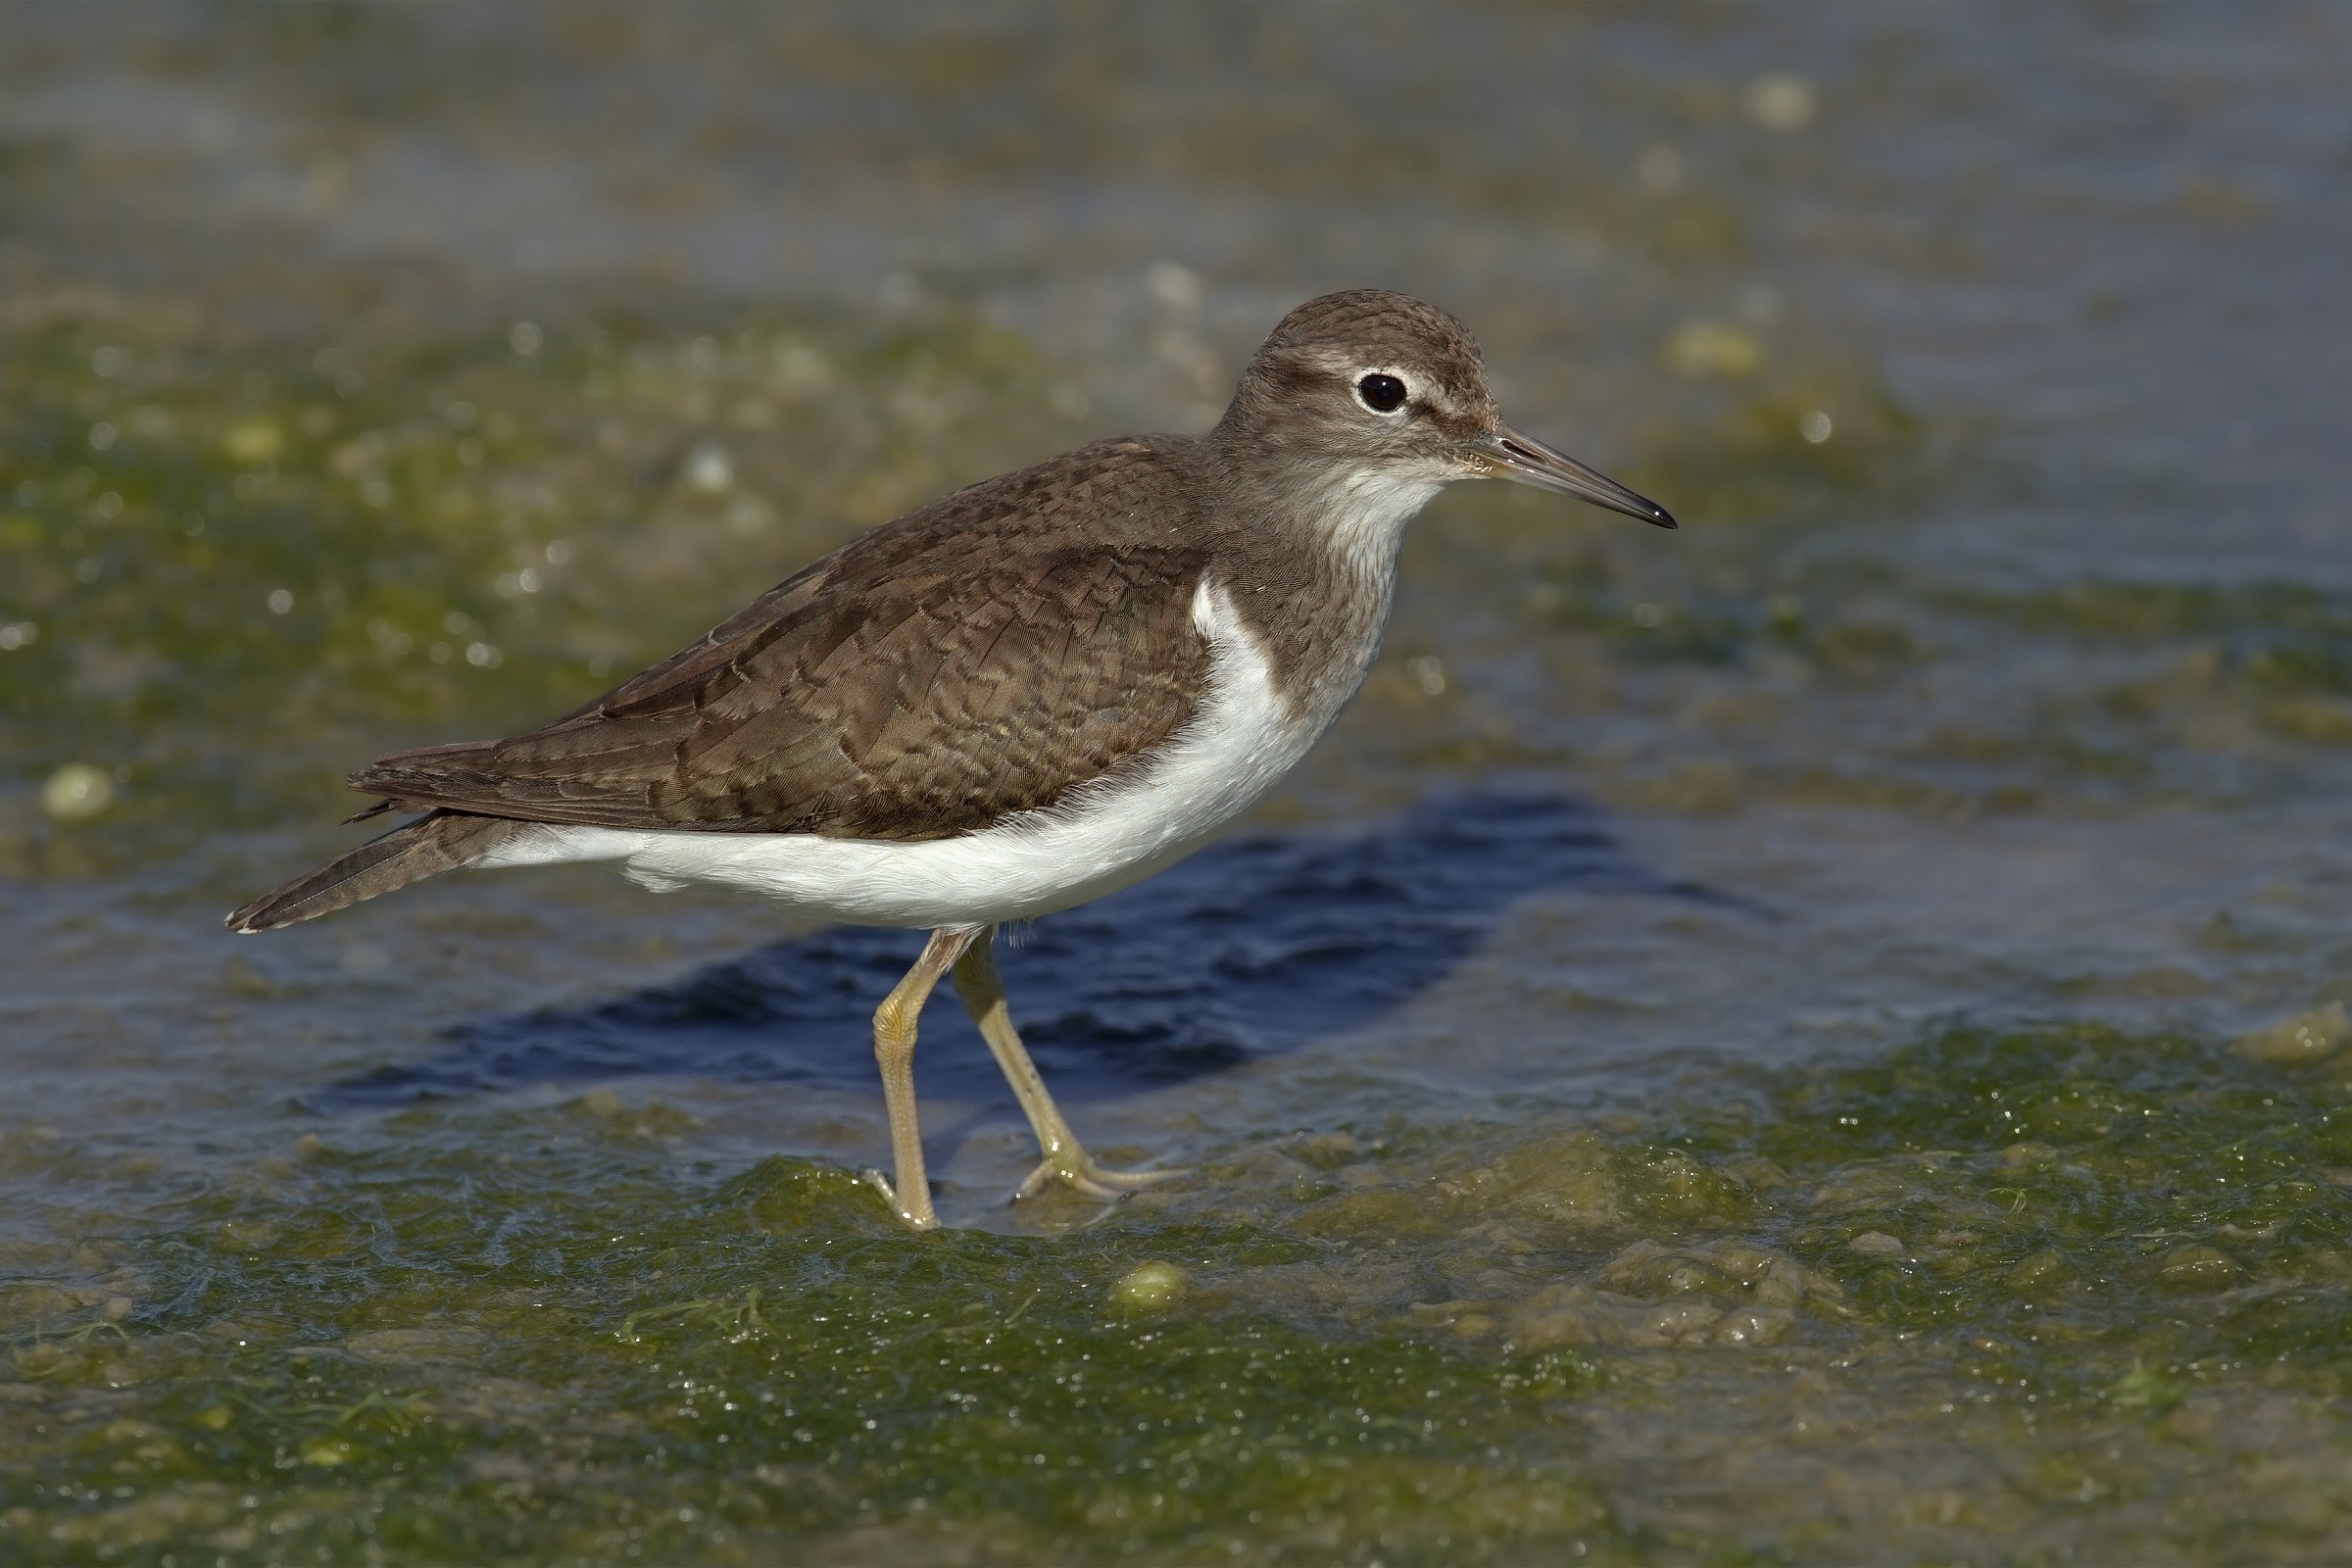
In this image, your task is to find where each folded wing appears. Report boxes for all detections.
[349,446,1212,842]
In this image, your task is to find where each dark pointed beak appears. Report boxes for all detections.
[1472,423,1676,528]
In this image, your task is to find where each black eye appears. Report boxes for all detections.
[1356,372,1407,413]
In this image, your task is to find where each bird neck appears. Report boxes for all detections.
[1188,432,1447,728]
[1196,422,1445,564]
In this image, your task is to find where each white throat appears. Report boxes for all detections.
[1316,467,1447,567]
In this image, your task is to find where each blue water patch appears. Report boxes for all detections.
[316,789,1734,1110]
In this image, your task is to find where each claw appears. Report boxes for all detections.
[1012,1158,1189,1204]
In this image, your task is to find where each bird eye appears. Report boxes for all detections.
[1355,372,1408,414]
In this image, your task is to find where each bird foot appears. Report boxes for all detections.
[862,1168,940,1231]
[1012,1156,1188,1204]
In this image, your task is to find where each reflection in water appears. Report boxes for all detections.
[322,790,1739,1107]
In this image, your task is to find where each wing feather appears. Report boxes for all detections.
[347,439,1213,842]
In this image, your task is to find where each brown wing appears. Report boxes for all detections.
[348,440,1213,842]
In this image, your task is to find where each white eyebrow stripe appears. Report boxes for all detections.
[1361,366,1467,417]
[1301,348,1474,416]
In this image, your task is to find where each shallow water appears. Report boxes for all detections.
[5,4,2352,1561]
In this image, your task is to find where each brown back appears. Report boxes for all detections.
[352,438,1213,841]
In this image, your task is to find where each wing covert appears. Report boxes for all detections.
[350,543,1212,841]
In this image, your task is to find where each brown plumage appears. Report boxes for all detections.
[225,810,522,934]
[350,437,1214,843]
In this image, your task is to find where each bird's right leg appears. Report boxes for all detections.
[952,928,1186,1204]
[864,926,979,1231]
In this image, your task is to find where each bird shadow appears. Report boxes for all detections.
[312,787,1749,1114]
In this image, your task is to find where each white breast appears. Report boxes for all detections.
[471,578,1328,929]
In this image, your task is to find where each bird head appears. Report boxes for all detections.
[1214,288,1675,528]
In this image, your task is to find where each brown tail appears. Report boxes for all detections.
[224,809,519,933]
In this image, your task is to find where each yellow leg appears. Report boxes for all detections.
[864,926,979,1231]
[952,928,1186,1205]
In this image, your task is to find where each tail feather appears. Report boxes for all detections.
[225,810,518,933]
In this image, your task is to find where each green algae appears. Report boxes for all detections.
[2,1139,1609,1564]
[1703,1021,2352,1380]
[7,1015,2352,1562]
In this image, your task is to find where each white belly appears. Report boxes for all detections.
[469,579,1331,929]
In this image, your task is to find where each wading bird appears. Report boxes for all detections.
[229,289,1674,1229]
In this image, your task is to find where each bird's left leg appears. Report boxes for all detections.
[952,927,1186,1203]
[863,925,980,1230]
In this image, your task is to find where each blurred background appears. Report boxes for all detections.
[5,5,2352,1562]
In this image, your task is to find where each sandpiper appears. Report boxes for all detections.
[228,289,1674,1229]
